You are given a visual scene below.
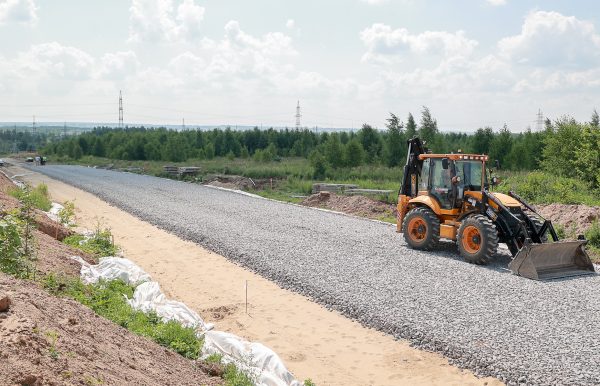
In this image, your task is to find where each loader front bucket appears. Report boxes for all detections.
[508,240,596,280]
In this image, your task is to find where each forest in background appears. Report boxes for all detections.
[39,107,600,187]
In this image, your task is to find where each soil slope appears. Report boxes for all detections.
[0,169,220,386]
[0,273,221,386]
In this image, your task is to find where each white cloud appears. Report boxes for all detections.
[360,23,478,63]
[285,19,295,29]
[99,51,140,79]
[486,0,506,6]
[0,0,38,25]
[15,42,95,80]
[499,11,600,69]
[128,0,205,43]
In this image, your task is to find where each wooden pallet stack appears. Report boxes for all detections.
[163,166,201,177]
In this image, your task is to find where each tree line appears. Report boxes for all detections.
[41,107,600,183]
[0,129,57,153]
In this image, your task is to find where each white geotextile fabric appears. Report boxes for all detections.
[46,202,64,222]
[127,281,213,331]
[71,256,211,332]
[202,331,302,386]
[71,256,300,384]
[71,256,151,286]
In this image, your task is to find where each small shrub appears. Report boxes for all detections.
[45,330,60,360]
[585,221,600,249]
[58,201,76,227]
[64,227,118,258]
[0,212,34,278]
[223,363,255,386]
[9,183,52,211]
[554,223,566,240]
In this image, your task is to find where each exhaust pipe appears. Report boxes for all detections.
[508,240,596,281]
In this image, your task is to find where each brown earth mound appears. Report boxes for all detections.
[301,192,396,221]
[204,174,274,191]
[0,170,72,241]
[0,273,221,386]
[536,203,600,235]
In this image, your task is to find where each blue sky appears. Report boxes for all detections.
[1,0,599,131]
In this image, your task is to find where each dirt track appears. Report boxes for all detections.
[10,163,500,386]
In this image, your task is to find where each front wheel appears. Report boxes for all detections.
[457,214,499,265]
[402,207,440,250]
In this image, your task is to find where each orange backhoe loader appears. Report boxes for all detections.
[397,137,595,280]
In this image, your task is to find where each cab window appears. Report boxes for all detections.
[455,161,483,191]
[419,159,430,191]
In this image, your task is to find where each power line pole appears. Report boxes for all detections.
[295,100,302,130]
[63,122,67,138]
[32,115,36,136]
[182,118,185,131]
[536,109,544,132]
[118,90,124,128]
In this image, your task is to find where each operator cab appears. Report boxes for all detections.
[419,154,488,210]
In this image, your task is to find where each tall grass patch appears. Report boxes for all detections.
[9,183,52,211]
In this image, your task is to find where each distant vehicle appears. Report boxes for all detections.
[41,157,47,165]
[0,159,4,166]
[26,157,34,162]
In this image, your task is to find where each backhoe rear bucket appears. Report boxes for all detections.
[508,240,596,280]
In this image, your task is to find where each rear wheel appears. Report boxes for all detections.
[458,214,498,265]
[403,207,440,250]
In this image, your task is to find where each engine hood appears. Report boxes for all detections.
[491,192,521,207]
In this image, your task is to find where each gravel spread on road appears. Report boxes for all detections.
[31,165,600,385]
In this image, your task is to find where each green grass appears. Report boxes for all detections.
[9,183,52,211]
[585,220,600,249]
[63,229,118,258]
[496,171,600,206]
[43,275,202,359]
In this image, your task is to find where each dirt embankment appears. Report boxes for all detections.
[0,171,72,241]
[0,172,220,386]
[0,273,221,386]
[536,204,600,235]
[300,191,600,236]
[301,192,396,221]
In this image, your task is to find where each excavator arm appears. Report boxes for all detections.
[397,137,427,232]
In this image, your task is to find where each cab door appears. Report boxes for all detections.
[429,158,455,209]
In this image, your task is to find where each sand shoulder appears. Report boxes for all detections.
[16,165,502,386]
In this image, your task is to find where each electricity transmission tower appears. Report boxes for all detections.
[118,90,124,128]
[32,115,36,136]
[295,100,301,129]
[535,109,544,131]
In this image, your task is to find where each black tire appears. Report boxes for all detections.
[402,207,440,250]
[527,214,548,243]
[457,214,499,265]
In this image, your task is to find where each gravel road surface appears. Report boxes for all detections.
[31,165,600,385]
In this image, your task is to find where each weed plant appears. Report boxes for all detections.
[9,183,52,211]
[64,227,118,258]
